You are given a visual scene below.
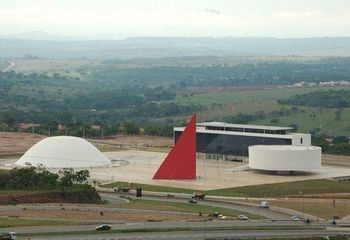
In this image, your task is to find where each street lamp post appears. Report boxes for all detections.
[299,191,304,222]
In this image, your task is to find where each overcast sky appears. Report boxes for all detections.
[1,0,349,39]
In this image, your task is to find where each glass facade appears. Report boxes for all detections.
[174,131,292,156]
[205,126,286,135]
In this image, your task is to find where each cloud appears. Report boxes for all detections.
[204,8,221,16]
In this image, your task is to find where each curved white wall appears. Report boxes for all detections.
[249,145,321,171]
[15,136,111,168]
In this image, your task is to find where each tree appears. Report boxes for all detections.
[335,109,343,121]
[74,170,90,184]
[332,136,349,144]
[59,168,75,187]
[270,118,280,124]
[288,123,299,132]
[123,120,140,135]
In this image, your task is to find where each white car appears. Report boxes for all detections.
[239,215,249,220]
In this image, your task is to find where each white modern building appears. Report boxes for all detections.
[15,136,111,168]
[174,122,311,159]
[249,145,321,172]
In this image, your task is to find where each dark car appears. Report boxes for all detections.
[96,224,111,231]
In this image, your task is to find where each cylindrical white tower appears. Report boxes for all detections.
[249,145,321,171]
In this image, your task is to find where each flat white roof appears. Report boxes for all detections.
[174,127,308,139]
[197,122,293,131]
[249,145,320,151]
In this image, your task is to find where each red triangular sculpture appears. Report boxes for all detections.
[153,114,196,180]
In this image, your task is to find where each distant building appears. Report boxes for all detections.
[17,123,41,129]
[91,125,101,130]
[58,124,66,130]
[174,122,311,160]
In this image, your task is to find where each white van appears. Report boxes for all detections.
[259,201,270,208]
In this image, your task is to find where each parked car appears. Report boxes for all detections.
[259,201,270,208]
[0,232,17,240]
[239,215,249,221]
[96,224,111,231]
[291,215,301,221]
[113,186,130,193]
[188,198,197,203]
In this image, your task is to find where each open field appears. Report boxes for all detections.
[176,85,350,136]
[272,198,350,220]
[89,135,172,152]
[11,59,94,72]
[0,132,44,156]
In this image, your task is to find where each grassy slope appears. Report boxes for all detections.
[175,86,350,136]
[206,179,350,198]
[102,179,350,198]
[102,181,196,194]
[0,218,93,228]
[273,200,350,219]
[125,199,262,219]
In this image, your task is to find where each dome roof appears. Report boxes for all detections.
[15,136,111,168]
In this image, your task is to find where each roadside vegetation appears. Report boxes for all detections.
[0,166,101,204]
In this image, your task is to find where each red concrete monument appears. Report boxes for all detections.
[153,114,196,179]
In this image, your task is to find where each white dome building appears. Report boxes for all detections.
[249,145,321,172]
[15,136,111,168]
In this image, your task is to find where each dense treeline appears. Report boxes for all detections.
[312,136,350,155]
[278,90,350,108]
[0,166,90,191]
[0,71,202,136]
[87,57,350,89]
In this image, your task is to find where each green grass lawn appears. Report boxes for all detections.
[207,179,350,198]
[0,169,9,175]
[273,199,350,220]
[102,181,196,194]
[102,179,350,198]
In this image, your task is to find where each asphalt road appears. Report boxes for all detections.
[22,229,341,240]
[2,61,15,72]
[2,218,330,235]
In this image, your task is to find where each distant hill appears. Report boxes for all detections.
[1,36,350,59]
[0,31,85,41]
